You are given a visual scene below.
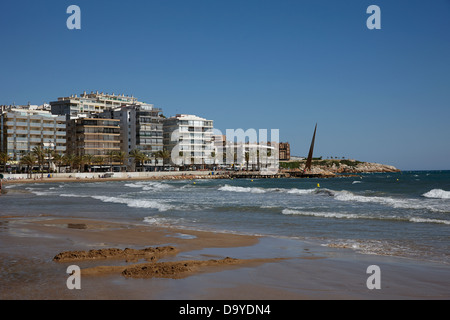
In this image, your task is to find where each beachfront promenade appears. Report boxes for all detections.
[1,170,219,182]
[1,170,291,184]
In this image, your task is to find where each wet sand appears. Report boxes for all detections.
[0,215,449,300]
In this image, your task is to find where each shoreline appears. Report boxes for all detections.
[1,215,449,299]
[0,169,402,187]
[0,173,228,189]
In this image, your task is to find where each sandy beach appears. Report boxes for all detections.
[1,211,449,300]
[1,174,450,300]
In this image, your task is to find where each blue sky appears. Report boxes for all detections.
[1,0,449,170]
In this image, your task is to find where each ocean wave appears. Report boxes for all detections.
[143,216,183,226]
[409,217,450,225]
[323,238,449,263]
[334,190,393,204]
[286,188,316,195]
[92,195,172,212]
[218,185,267,194]
[281,209,362,219]
[124,181,172,191]
[422,189,450,199]
[32,191,54,196]
[323,239,413,258]
[218,184,315,195]
[59,193,91,198]
[26,188,55,196]
[333,190,449,213]
[124,183,143,188]
[282,208,450,225]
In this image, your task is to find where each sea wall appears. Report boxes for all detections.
[1,170,217,181]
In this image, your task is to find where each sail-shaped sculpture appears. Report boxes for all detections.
[304,123,317,172]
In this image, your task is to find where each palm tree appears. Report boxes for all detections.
[141,153,150,171]
[93,156,105,170]
[113,151,127,172]
[52,152,65,173]
[244,152,250,171]
[0,152,11,173]
[106,150,116,172]
[152,151,159,171]
[129,149,145,172]
[20,153,36,179]
[46,146,54,173]
[225,146,236,169]
[64,154,76,173]
[75,155,86,172]
[178,151,185,170]
[266,150,272,169]
[83,154,95,172]
[256,149,260,171]
[32,146,45,178]
[157,149,171,170]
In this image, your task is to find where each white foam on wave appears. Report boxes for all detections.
[92,195,172,212]
[334,190,397,204]
[60,193,91,198]
[143,216,183,226]
[423,189,450,199]
[286,188,316,195]
[322,239,413,258]
[124,181,172,191]
[282,208,450,225]
[333,190,449,213]
[124,183,143,188]
[219,184,315,195]
[26,188,55,196]
[409,217,450,225]
[219,185,267,194]
[281,208,362,220]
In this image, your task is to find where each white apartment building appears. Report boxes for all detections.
[211,135,278,170]
[163,114,214,167]
[0,108,66,163]
[100,103,164,169]
[50,91,145,117]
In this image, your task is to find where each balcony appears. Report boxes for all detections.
[12,122,29,127]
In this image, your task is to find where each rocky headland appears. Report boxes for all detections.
[280,159,400,177]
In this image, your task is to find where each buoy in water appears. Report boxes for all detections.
[317,183,320,188]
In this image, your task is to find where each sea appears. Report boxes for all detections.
[2,170,450,265]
